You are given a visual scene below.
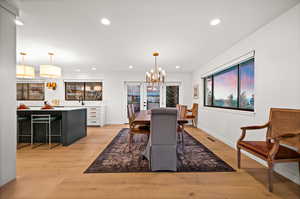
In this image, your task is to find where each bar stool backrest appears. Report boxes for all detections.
[31,114,51,123]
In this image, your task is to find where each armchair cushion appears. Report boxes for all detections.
[186,115,195,119]
[239,141,300,160]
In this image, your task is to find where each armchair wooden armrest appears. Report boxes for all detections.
[238,122,270,143]
[240,122,270,131]
[273,131,300,141]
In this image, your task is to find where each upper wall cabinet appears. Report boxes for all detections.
[17,83,45,101]
[65,82,103,101]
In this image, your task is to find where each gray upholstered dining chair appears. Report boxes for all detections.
[149,108,178,171]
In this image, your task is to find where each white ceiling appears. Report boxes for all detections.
[16,0,300,73]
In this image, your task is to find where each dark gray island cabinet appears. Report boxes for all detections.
[17,108,87,146]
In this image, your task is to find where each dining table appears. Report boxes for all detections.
[133,110,188,125]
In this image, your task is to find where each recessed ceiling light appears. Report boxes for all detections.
[129,65,133,69]
[101,18,111,26]
[75,69,80,72]
[210,18,221,26]
[175,65,181,69]
[15,19,24,26]
[91,67,97,70]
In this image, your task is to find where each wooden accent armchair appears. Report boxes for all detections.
[186,103,198,127]
[237,108,300,192]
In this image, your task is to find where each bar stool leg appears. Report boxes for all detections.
[17,121,19,149]
[31,119,34,148]
[60,120,62,145]
[49,122,51,149]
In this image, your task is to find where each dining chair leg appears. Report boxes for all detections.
[268,162,274,192]
[181,128,185,152]
[128,133,133,152]
[181,133,184,152]
[237,147,241,169]
[298,161,300,179]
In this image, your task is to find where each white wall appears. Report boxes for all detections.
[0,3,17,186]
[192,3,300,184]
[18,71,193,124]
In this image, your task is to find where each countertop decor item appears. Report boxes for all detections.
[17,104,30,110]
[46,82,57,90]
[40,52,62,78]
[41,101,54,110]
[145,52,166,85]
[16,52,35,79]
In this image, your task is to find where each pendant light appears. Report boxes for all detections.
[145,52,166,84]
[16,52,35,79]
[40,52,62,78]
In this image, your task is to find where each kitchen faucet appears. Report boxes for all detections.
[78,96,85,106]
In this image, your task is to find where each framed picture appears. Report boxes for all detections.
[193,84,199,99]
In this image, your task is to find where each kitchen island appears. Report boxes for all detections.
[17,107,87,146]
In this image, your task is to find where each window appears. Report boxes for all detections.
[17,83,45,101]
[166,85,179,107]
[204,77,212,106]
[65,82,103,101]
[213,67,238,108]
[239,59,254,110]
[204,58,254,111]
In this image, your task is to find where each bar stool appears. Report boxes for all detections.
[31,114,62,149]
[17,116,31,149]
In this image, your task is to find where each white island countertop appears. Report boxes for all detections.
[17,107,87,111]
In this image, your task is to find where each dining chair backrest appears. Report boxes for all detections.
[191,103,198,117]
[179,105,187,119]
[151,108,178,145]
[127,104,135,126]
[150,108,178,171]
[267,108,300,150]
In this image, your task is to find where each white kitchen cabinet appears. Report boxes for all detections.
[87,106,106,126]
[87,106,105,126]
[66,105,106,127]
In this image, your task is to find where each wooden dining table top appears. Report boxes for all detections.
[133,110,188,125]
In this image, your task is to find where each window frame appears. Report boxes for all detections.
[65,82,103,101]
[203,58,254,112]
[17,83,45,101]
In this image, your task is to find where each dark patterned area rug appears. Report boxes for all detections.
[85,128,235,173]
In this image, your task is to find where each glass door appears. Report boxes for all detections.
[145,85,160,110]
[124,82,181,119]
[126,83,142,113]
[165,85,179,107]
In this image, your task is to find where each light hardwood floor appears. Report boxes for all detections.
[0,125,299,199]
